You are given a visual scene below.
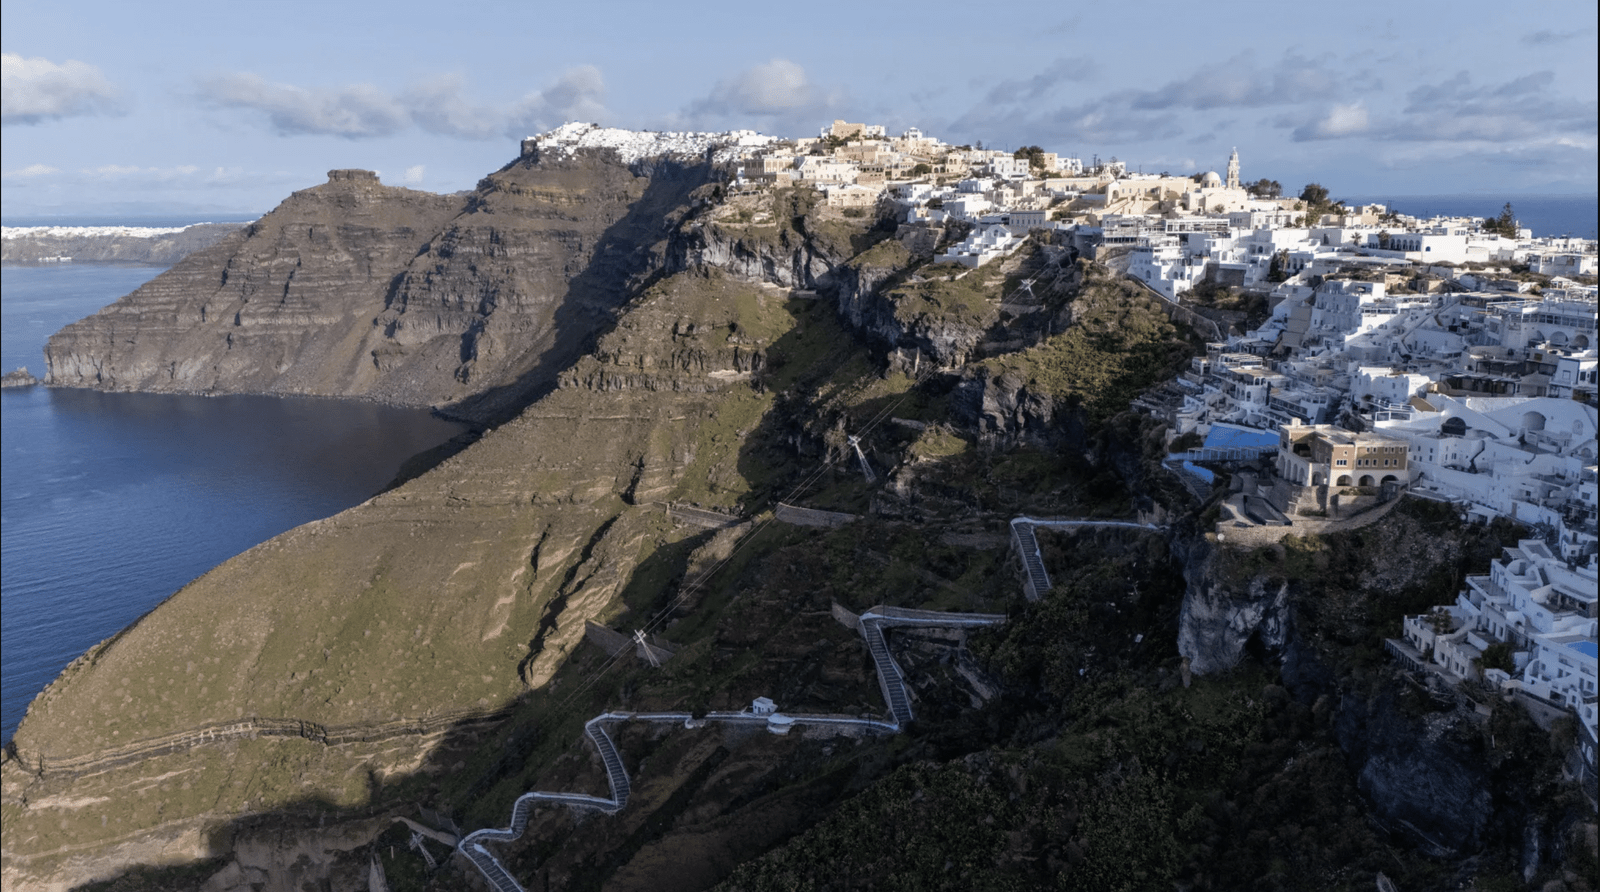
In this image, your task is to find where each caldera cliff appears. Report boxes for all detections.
[4,133,1592,892]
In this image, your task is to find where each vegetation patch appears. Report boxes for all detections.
[982,264,1198,421]
[883,262,1004,328]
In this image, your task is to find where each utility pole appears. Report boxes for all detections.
[634,630,660,668]
[848,435,876,482]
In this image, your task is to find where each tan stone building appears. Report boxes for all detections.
[1277,424,1410,487]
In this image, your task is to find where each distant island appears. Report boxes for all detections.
[1,221,247,266]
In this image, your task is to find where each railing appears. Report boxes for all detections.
[458,609,1001,889]
[1165,446,1277,462]
[773,503,860,528]
[1008,517,1165,602]
[7,707,513,779]
[666,504,742,530]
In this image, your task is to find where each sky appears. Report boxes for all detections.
[3,0,1596,218]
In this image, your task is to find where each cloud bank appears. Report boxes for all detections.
[2,53,125,125]
[198,67,609,140]
[675,59,843,135]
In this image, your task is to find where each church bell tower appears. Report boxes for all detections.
[1226,148,1240,189]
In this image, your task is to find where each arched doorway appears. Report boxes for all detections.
[1337,474,1352,486]
[1359,474,1376,486]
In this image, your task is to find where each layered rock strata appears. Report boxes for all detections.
[42,156,717,422]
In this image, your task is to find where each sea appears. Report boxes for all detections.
[1340,195,1598,240]
[0,264,465,742]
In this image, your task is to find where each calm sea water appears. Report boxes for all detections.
[1343,194,1598,239]
[1,265,464,742]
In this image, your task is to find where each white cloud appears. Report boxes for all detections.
[1521,28,1589,45]
[2,163,61,178]
[676,59,842,135]
[505,65,608,137]
[946,51,1349,148]
[2,53,125,125]
[404,74,503,139]
[1293,103,1370,140]
[1283,71,1597,145]
[196,67,607,141]
[198,72,410,138]
[702,59,814,114]
[403,165,425,185]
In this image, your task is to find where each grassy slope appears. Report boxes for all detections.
[0,268,869,882]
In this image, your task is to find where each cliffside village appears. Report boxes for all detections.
[530,121,1599,782]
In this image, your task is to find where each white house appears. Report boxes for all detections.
[937,224,1024,268]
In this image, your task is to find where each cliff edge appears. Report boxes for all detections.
[42,154,718,423]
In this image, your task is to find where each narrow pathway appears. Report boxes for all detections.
[1008,517,1163,601]
[857,607,1007,725]
[456,514,1160,889]
[458,611,1000,890]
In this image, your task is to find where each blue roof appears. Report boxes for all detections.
[1182,461,1216,484]
[1203,424,1279,452]
[1568,640,1598,659]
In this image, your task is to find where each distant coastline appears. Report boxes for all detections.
[1,220,249,266]
[1341,193,1598,239]
[1,213,261,228]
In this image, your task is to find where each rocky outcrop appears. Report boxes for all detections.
[951,367,1079,451]
[1,367,39,388]
[1,222,245,265]
[676,220,839,290]
[1167,500,1578,865]
[1334,690,1495,857]
[42,172,467,406]
[1176,540,1292,675]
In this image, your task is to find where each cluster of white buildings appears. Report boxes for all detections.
[1118,178,1595,304]
[1392,538,1598,786]
[1116,158,1600,773]
[1172,270,1597,558]
[719,120,1121,268]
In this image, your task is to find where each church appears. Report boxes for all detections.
[1182,149,1252,213]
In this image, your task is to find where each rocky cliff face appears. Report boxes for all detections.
[3,150,887,891]
[1172,502,1586,867]
[42,157,719,422]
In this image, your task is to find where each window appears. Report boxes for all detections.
[1336,459,1348,466]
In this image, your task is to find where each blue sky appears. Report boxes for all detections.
[3,0,1595,217]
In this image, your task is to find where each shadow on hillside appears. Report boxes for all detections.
[435,158,720,428]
